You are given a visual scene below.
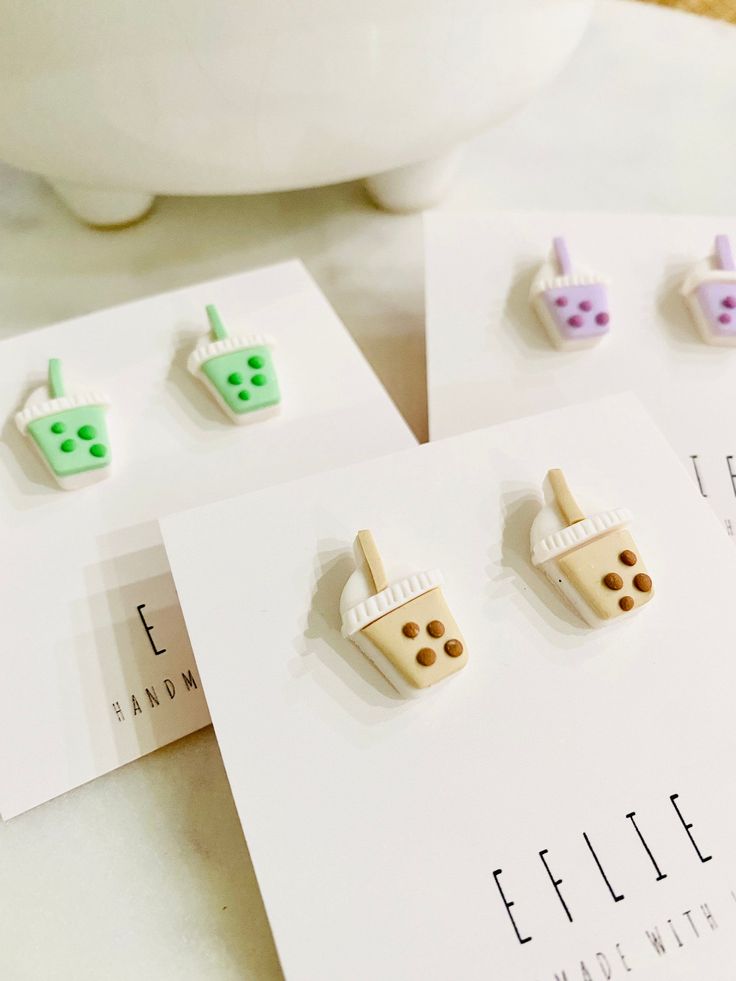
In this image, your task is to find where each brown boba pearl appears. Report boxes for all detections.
[416,648,436,667]
[633,573,652,593]
[444,639,464,658]
[619,596,634,612]
[402,622,420,639]
[619,549,637,567]
[427,620,445,638]
[603,572,623,590]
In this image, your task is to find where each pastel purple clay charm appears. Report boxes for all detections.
[681,235,736,347]
[530,237,611,350]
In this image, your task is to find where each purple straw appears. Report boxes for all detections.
[553,237,572,277]
[715,235,735,272]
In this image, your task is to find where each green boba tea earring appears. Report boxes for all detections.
[15,358,111,490]
[187,304,281,424]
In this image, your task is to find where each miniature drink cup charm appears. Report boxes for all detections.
[188,303,281,423]
[15,358,111,490]
[340,530,467,697]
[530,469,653,628]
[681,234,736,346]
[530,237,611,350]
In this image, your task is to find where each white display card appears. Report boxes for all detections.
[426,211,736,537]
[0,261,415,818]
[162,394,736,981]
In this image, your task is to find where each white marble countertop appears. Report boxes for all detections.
[1,2,734,978]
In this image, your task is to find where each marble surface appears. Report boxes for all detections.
[1,2,734,977]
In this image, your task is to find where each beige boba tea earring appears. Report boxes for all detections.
[340,530,468,697]
[530,469,653,627]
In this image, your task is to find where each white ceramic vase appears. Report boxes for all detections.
[0,0,593,224]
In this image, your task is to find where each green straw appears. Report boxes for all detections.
[48,358,65,398]
[206,304,228,341]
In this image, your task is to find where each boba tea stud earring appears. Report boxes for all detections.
[340,530,468,697]
[681,234,736,346]
[530,237,611,350]
[530,469,653,628]
[15,358,111,490]
[187,304,281,424]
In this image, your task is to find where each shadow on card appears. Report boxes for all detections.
[496,485,587,640]
[76,536,210,770]
[500,259,550,355]
[0,386,60,499]
[658,259,706,350]
[300,542,402,707]
[165,321,228,429]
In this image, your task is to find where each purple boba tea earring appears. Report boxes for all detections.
[530,237,611,350]
[681,235,736,346]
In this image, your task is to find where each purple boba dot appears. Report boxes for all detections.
[568,315,584,328]
[596,312,610,326]
[723,296,736,309]
[555,296,568,307]
[719,313,732,325]
[579,300,593,312]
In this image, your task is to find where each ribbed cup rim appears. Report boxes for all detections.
[341,569,444,636]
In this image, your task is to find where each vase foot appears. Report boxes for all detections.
[364,147,463,213]
[48,179,155,228]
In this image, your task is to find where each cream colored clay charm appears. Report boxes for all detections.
[340,530,467,697]
[530,469,653,628]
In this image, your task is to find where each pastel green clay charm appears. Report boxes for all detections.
[187,304,281,424]
[15,358,111,490]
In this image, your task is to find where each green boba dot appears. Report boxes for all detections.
[247,355,265,369]
[238,390,251,401]
[60,439,76,453]
[251,374,267,387]
[90,443,107,458]
[227,372,243,385]
[51,421,66,435]
[78,424,96,440]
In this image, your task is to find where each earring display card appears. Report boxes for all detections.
[161,394,736,981]
[0,261,415,819]
[425,211,736,538]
